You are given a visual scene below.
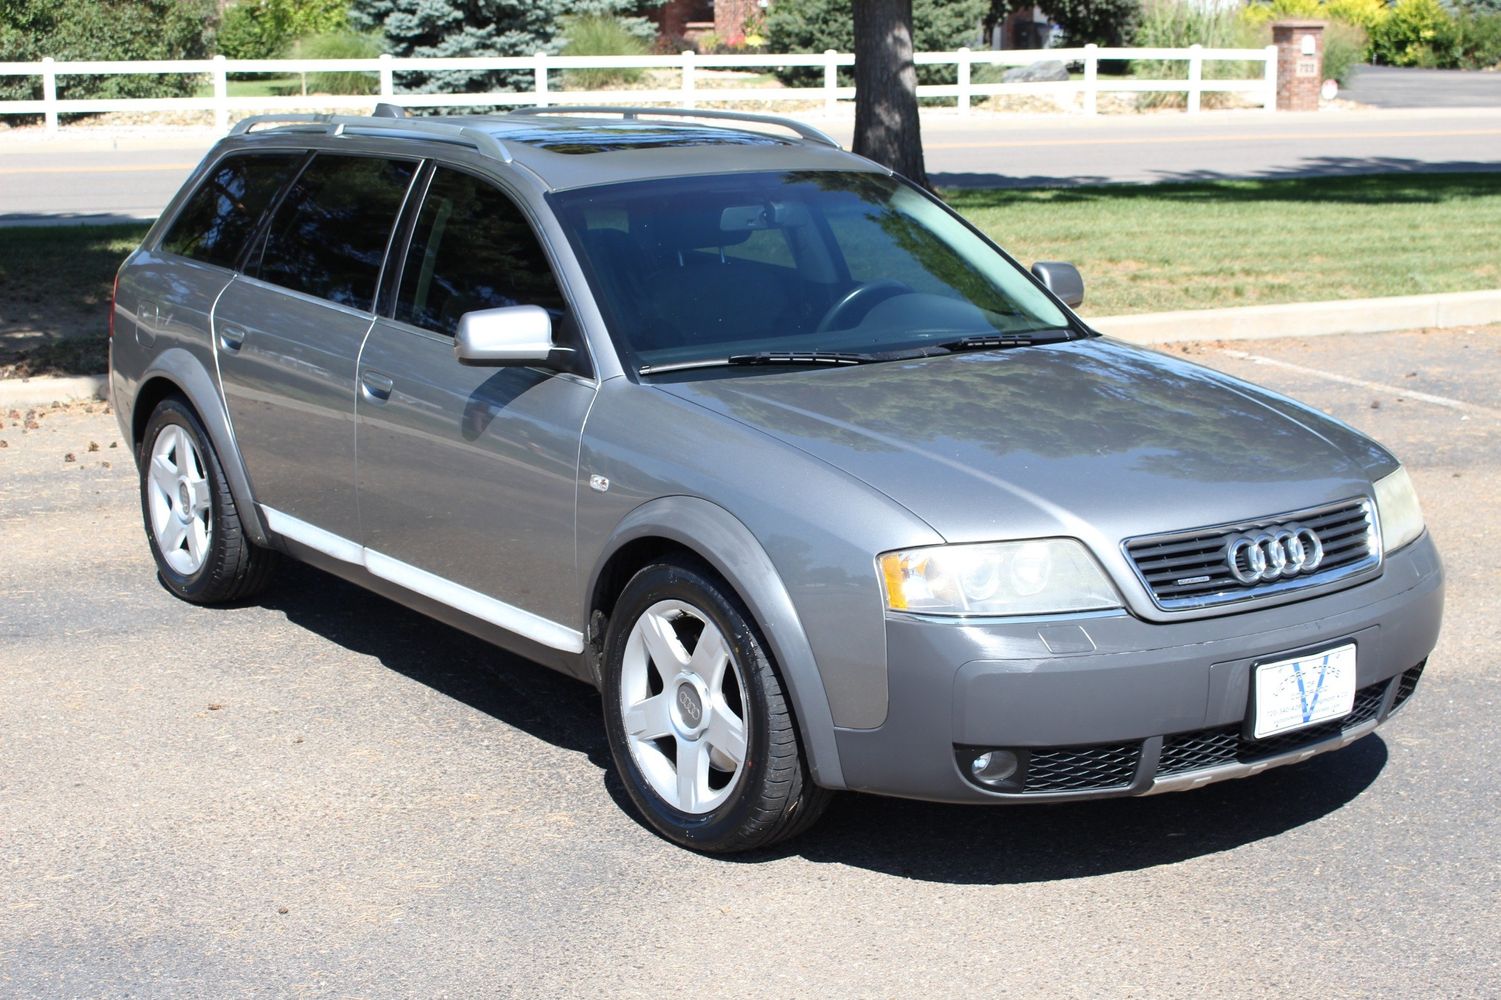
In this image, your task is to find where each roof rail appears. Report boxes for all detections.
[229,112,512,163]
[506,106,841,150]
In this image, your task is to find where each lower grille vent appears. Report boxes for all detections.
[1157,679,1387,777]
[1022,742,1140,793]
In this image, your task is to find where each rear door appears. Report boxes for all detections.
[213,152,419,540]
[354,165,596,649]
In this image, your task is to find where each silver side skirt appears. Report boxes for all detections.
[261,506,586,655]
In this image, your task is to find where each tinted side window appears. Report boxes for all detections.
[255,154,416,312]
[159,153,303,268]
[395,168,565,336]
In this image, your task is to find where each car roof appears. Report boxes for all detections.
[226,107,884,192]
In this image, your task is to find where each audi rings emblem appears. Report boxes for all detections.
[1226,525,1324,585]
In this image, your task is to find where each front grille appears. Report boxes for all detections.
[1156,679,1387,777]
[1390,660,1426,714]
[1124,497,1378,611]
[1022,742,1140,793]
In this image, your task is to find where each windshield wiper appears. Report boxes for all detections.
[727,351,873,367]
[637,351,875,376]
[941,329,1074,353]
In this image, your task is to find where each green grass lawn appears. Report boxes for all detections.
[191,75,305,99]
[3,173,1498,376]
[949,173,1501,315]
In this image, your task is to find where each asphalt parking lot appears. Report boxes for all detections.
[2,327,1498,998]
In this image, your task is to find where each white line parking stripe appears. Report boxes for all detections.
[1219,349,1501,418]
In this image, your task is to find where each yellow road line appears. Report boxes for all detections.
[926,128,1501,151]
[0,161,199,176]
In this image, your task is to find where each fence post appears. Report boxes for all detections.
[212,54,228,131]
[956,46,971,116]
[823,49,838,114]
[1083,44,1098,116]
[41,56,58,133]
[682,49,696,109]
[1187,43,1203,114]
[1263,44,1278,111]
[379,53,393,99]
[534,51,549,107]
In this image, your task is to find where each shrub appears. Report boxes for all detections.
[219,0,350,60]
[292,31,383,95]
[764,0,987,87]
[1432,4,1501,69]
[561,15,649,89]
[1131,0,1264,106]
[1242,0,1388,32]
[1369,0,1453,66]
[1320,19,1369,84]
[0,0,216,104]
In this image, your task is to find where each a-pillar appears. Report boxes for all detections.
[1272,20,1326,112]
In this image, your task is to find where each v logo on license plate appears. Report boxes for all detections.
[1292,654,1331,723]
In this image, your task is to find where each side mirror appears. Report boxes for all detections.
[1031,261,1085,309]
[453,305,567,366]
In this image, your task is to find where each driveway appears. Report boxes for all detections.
[2,328,1498,997]
[1343,65,1501,109]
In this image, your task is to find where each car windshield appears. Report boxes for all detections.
[548,170,1074,372]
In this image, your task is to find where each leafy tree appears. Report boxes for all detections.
[1034,0,1142,47]
[218,0,352,60]
[349,0,660,93]
[0,0,216,102]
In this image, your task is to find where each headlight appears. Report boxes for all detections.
[879,539,1121,616]
[1374,466,1424,555]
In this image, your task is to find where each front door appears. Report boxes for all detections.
[354,166,596,649]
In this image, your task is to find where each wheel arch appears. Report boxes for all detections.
[586,496,846,790]
[129,348,269,546]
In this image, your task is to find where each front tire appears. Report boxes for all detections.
[139,397,277,604]
[601,557,830,853]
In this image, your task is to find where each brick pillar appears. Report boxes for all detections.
[1271,20,1326,112]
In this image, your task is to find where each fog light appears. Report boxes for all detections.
[970,750,1020,786]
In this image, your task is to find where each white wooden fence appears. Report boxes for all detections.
[0,46,1279,133]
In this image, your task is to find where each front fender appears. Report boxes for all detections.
[589,495,846,790]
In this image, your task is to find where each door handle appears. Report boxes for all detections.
[360,370,395,401]
[219,326,246,352]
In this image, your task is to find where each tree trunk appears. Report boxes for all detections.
[852,0,928,189]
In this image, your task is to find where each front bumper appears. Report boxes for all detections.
[832,533,1443,803]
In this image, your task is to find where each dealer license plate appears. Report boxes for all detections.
[1251,644,1357,740]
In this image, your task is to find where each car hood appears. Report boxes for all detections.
[654,338,1392,546]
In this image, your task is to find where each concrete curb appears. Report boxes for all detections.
[1,289,1496,408]
[0,373,107,410]
[1090,289,1501,345]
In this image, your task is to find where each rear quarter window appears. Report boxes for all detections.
[158,152,304,268]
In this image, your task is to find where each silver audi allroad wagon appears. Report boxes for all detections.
[110,107,1443,852]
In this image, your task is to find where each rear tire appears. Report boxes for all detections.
[601,557,831,853]
[139,397,277,604]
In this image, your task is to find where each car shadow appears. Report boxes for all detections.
[255,560,1388,885]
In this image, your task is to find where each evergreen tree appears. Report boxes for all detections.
[349,0,659,94]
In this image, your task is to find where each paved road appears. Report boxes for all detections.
[2,328,1498,997]
[1343,65,1501,109]
[1,106,1499,223]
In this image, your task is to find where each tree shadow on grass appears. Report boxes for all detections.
[938,164,1501,204]
[254,560,1388,885]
